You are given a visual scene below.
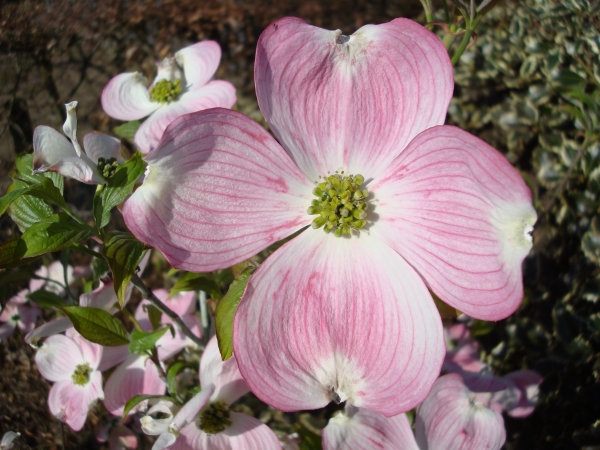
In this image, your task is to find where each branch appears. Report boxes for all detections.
[130,274,204,348]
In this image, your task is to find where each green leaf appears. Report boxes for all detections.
[114,120,141,143]
[141,303,163,330]
[471,319,496,336]
[129,327,170,354]
[102,231,146,306]
[60,306,130,346]
[2,178,77,222]
[93,152,145,229]
[552,70,586,87]
[167,361,193,396]
[13,153,64,194]
[0,236,38,268]
[6,177,55,232]
[170,272,221,300]
[21,213,96,258]
[28,289,69,309]
[122,394,177,420]
[215,266,255,361]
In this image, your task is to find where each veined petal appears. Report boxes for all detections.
[63,101,83,156]
[65,328,103,369]
[102,72,160,121]
[133,80,236,154]
[173,384,215,431]
[172,412,281,450]
[416,373,506,450]
[255,17,454,182]
[33,126,78,170]
[35,334,84,382]
[104,354,166,416]
[176,41,222,91]
[48,380,88,431]
[25,316,73,347]
[141,401,175,435]
[200,336,249,405]
[79,279,123,313]
[372,126,537,321]
[234,229,444,416]
[123,108,313,272]
[98,345,130,372]
[83,132,124,164]
[322,405,419,450]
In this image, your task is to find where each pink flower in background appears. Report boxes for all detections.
[102,289,200,417]
[323,373,507,450]
[0,290,40,340]
[102,41,236,153]
[123,17,537,416]
[97,423,138,450]
[148,336,280,450]
[33,101,124,184]
[35,329,104,431]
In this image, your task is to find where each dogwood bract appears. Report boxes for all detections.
[123,17,537,416]
[147,336,280,450]
[35,329,104,431]
[101,41,236,153]
[33,102,124,184]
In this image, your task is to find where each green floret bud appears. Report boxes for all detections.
[97,157,120,179]
[71,363,92,386]
[308,172,370,237]
[150,78,182,103]
[199,401,232,435]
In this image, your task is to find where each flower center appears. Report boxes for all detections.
[71,363,92,386]
[150,79,182,103]
[11,313,20,322]
[198,401,232,434]
[308,172,369,237]
[97,157,119,179]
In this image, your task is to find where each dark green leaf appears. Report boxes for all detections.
[102,231,146,306]
[471,319,496,336]
[6,179,54,232]
[0,236,38,269]
[93,153,145,229]
[122,394,177,420]
[60,306,130,346]
[142,303,163,330]
[553,70,586,87]
[28,289,69,309]
[296,420,323,450]
[129,327,170,354]
[13,153,64,194]
[19,213,96,259]
[170,272,221,300]
[215,267,255,361]
[113,120,141,143]
[167,361,193,396]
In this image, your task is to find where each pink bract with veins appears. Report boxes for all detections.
[122,17,537,416]
[101,41,236,154]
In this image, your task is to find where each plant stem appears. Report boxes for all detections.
[451,27,474,65]
[130,274,203,348]
[420,0,434,28]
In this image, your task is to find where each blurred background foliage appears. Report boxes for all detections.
[0,0,599,448]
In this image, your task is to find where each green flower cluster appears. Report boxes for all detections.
[149,79,182,103]
[308,172,369,237]
[97,157,119,179]
[71,363,91,386]
[199,401,232,434]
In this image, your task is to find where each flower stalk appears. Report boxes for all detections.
[130,274,204,348]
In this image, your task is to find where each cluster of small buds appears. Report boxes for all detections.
[309,172,369,237]
[150,79,182,103]
[97,157,119,179]
[198,401,232,434]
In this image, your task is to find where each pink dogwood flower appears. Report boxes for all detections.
[148,336,280,450]
[33,101,124,184]
[103,289,200,416]
[323,373,506,450]
[102,41,236,153]
[0,290,40,340]
[35,328,104,431]
[122,17,537,416]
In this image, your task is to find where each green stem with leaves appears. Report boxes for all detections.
[130,274,204,348]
